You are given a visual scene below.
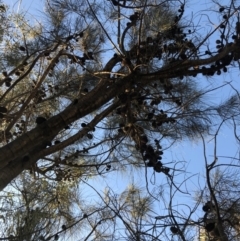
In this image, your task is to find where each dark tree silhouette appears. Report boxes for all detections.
[0,0,239,190]
[0,2,240,239]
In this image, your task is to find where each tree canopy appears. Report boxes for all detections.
[1,0,240,240]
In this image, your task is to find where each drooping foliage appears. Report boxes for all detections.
[1,0,240,240]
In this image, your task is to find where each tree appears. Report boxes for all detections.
[0,0,235,190]
[1,0,240,240]
[194,124,240,241]
[0,173,81,241]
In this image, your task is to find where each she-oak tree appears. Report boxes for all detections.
[2,0,240,240]
[0,1,240,190]
[0,0,239,194]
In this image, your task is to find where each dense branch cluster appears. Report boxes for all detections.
[0,0,240,240]
[0,0,238,188]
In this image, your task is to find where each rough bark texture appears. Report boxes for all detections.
[0,39,239,191]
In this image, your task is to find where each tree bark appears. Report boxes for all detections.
[0,42,238,191]
[0,71,133,190]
